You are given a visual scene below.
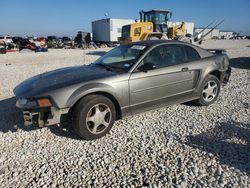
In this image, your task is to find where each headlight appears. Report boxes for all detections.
[16,98,52,109]
[19,98,28,105]
[16,98,37,109]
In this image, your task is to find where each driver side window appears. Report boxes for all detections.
[141,44,187,69]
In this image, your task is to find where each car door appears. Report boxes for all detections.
[129,44,199,113]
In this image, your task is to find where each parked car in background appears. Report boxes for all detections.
[46,36,63,48]
[62,36,72,42]
[14,40,231,140]
[12,36,23,47]
[36,37,46,42]
[0,35,13,44]
[35,37,46,47]
[18,38,36,51]
[0,35,15,49]
[0,42,6,54]
[62,36,74,49]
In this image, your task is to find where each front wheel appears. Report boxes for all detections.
[72,95,116,140]
[195,75,220,106]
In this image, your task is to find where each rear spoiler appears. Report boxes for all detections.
[206,49,226,54]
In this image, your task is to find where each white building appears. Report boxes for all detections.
[194,28,220,39]
[92,18,134,43]
[219,31,235,39]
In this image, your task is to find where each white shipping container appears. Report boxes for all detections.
[92,18,134,42]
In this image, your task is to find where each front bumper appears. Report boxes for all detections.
[16,99,69,127]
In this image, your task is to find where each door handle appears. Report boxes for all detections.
[182,67,189,72]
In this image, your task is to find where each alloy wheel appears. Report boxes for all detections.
[86,103,112,134]
[202,80,218,102]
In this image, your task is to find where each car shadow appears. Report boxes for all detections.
[0,97,81,139]
[186,120,250,175]
[49,122,82,140]
[86,51,107,56]
[229,57,250,70]
[182,101,198,106]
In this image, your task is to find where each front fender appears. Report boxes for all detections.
[66,83,121,108]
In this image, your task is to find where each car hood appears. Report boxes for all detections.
[13,64,117,98]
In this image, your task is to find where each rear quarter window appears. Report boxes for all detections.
[185,46,201,61]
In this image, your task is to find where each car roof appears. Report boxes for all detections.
[128,40,212,58]
[129,40,192,47]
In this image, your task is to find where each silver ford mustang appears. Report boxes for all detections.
[14,40,231,140]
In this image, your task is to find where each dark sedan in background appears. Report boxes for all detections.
[14,40,231,140]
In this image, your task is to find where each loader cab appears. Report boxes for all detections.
[140,9,172,33]
[118,9,172,44]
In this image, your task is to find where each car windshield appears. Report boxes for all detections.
[94,45,147,72]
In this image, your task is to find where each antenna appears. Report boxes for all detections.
[193,20,216,39]
[200,20,224,40]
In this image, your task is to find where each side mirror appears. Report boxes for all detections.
[138,63,156,72]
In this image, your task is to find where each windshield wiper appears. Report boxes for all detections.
[108,65,127,72]
[96,63,113,71]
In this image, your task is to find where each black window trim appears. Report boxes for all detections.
[132,43,202,73]
[183,44,201,62]
[137,44,188,70]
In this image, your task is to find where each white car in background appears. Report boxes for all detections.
[0,35,13,44]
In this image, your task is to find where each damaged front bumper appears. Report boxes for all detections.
[16,99,69,127]
[221,67,232,85]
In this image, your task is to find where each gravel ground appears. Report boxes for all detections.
[0,40,249,187]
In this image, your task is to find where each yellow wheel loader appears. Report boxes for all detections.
[118,9,174,43]
[118,9,223,45]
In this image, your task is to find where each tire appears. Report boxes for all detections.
[72,95,116,140]
[195,75,220,106]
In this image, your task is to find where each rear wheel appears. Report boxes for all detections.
[72,95,116,140]
[195,75,220,106]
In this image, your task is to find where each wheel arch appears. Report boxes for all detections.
[195,67,222,94]
[69,91,122,121]
[208,70,221,80]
